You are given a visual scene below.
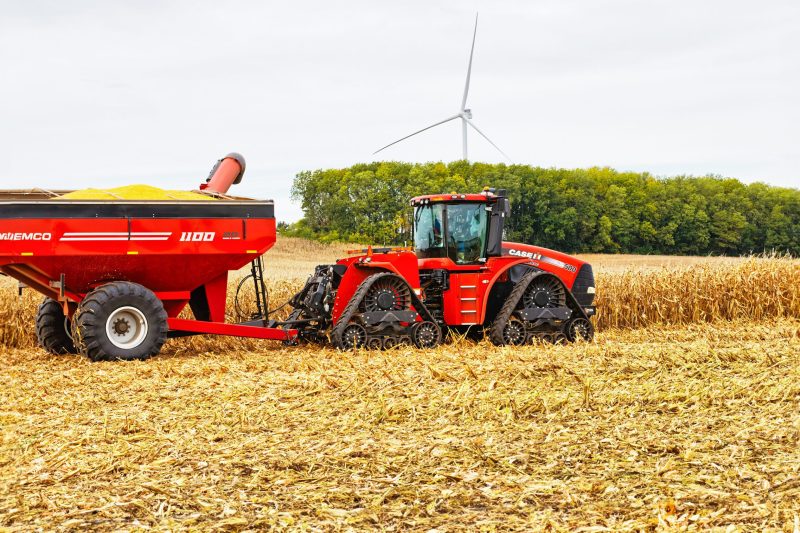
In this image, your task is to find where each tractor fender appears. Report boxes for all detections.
[332,264,391,324]
[332,252,421,323]
[478,258,534,324]
[482,264,590,324]
[354,261,405,280]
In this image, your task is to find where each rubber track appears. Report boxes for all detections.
[35,298,76,354]
[489,270,590,346]
[489,270,538,346]
[331,272,435,350]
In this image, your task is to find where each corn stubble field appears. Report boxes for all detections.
[1,238,799,531]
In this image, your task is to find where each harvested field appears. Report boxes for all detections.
[2,321,799,530]
[1,238,799,530]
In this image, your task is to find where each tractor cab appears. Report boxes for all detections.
[410,189,510,265]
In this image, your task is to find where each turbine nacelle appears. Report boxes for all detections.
[373,13,511,163]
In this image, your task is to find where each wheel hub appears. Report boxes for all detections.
[419,327,435,343]
[566,318,594,342]
[364,277,411,313]
[113,318,130,335]
[523,278,566,309]
[376,290,396,310]
[383,337,397,349]
[105,306,148,350]
[412,321,441,348]
[533,290,550,307]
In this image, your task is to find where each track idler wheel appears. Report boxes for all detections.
[564,317,595,342]
[412,321,442,349]
[36,298,77,355]
[501,318,526,346]
[73,281,168,361]
[336,323,367,350]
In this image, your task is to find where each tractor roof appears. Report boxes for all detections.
[410,190,500,206]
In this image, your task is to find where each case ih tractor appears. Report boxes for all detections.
[285,189,596,349]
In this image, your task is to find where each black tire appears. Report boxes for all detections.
[73,282,168,362]
[36,298,76,355]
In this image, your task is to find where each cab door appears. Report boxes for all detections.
[443,272,481,325]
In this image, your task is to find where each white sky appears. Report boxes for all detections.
[1,0,797,222]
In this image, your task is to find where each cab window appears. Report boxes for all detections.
[413,204,446,258]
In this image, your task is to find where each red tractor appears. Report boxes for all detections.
[285,189,596,349]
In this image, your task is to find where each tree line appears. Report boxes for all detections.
[286,161,800,255]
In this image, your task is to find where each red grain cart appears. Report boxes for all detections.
[0,155,297,361]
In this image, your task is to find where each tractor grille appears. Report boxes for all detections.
[572,264,595,307]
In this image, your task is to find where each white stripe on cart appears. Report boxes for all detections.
[60,232,172,241]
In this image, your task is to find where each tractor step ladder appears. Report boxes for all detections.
[458,274,479,325]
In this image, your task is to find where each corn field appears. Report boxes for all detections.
[594,256,800,328]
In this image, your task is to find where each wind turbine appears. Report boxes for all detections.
[374,13,511,163]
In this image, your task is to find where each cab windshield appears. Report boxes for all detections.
[414,202,488,264]
[446,202,487,264]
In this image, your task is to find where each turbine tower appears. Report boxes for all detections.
[374,13,511,163]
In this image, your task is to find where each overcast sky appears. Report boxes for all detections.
[1,0,797,221]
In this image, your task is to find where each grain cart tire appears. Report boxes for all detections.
[36,298,76,354]
[74,282,168,362]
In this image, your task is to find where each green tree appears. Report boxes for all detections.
[288,161,800,256]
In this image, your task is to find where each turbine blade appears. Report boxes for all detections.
[373,114,461,155]
[465,118,512,163]
[461,13,478,111]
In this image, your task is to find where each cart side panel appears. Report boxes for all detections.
[0,217,276,296]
